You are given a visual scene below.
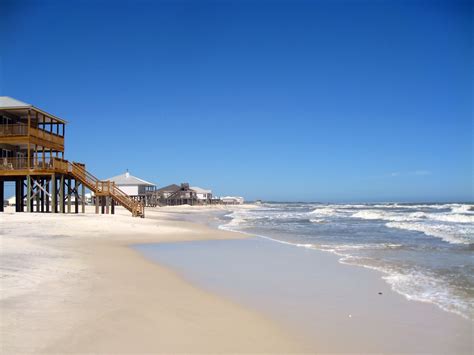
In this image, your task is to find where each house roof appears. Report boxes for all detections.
[107,171,155,186]
[0,96,31,108]
[191,186,212,194]
[0,96,66,123]
[155,184,181,193]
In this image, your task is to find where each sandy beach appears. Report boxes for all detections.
[0,206,308,354]
[1,205,472,354]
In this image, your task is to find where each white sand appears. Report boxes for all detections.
[0,206,308,353]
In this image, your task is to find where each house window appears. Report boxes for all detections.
[1,116,12,125]
[1,149,12,158]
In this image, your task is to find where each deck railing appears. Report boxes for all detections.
[30,126,64,146]
[0,157,29,170]
[0,156,71,171]
[0,124,64,146]
[67,160,145,217]
[0,124,28,136]
[0,156,145,217]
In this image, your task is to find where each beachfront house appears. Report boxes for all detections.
[107,170,156,206]
[191,186,212,204]
[0,96,144,216]
[150,183,201,206]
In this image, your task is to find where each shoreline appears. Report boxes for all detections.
[219,203,474,323]
[1,205,472,353]
[0,206,309,353]
[137,206,473,353]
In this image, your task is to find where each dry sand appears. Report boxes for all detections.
[0,206,309,354]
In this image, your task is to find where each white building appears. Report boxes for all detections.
[107,170,156,196]
[6,195,16,206]
[191,186,212,202]
[220,196,245,205]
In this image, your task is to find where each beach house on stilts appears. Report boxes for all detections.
[0,96,144,217]
[107,170,156,206]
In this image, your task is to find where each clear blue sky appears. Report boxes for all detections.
[1,0,472,202]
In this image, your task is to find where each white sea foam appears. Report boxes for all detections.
[451,204,474,214]
[309,218,325,223]
[430,213,474,224]
[351,210,415,222]
[386,221,473,245]
[217,208,471,321]
[374,210,469,223]
[361,265,473,321]
[218,207,473,320]
[309,207,338,216]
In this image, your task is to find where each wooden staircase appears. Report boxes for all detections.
[66,161,145,217]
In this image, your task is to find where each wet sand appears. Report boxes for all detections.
[137,237,473,353]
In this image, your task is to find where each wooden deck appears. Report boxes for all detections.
[1,99,144,217]
[0,157,145,217]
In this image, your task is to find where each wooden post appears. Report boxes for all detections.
[73,180,78,213]
[45,178,50,212]
[101,196,105,214]
[81,182,85,214]
[106,196,110,214]
[51,173,56,213]
[15,178,22,212]
[67,177,72,213]
[59,175,64,213]
[111,198,115,214]
[95,194,99,214]
[27,110,31,169]
[35,178,40,212]
[26,175,31,212]
[0,178,4,212]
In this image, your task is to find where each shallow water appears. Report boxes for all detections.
[134,237,472,353]
[218,203,474,320]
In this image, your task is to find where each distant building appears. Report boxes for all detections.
[107,170,156,206]
[191,186,212,203]
[220,196,245,205]
[154,184,181,199]
[151,183,208,206]
[6,195,15,206]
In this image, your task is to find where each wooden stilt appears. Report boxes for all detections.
[0,178,4,212]
[35,178,40,212]
[81,182,85,214]
[26,175,31,212]
[59,175,64,213]
[67,177,72,213]
[40,178,45,212]
[52,173,56,213]
[46,177,50,212]
[74,180,79,213]
[106,196,110,214]
[95,194,99,214]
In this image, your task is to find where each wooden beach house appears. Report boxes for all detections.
[0,96,144,217]
[148,183,199,206]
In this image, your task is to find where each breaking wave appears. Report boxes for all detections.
[386,222,473,245]
[218,203,474,320]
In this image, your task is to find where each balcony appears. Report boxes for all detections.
[0,124,64,150]
[1,156,53,171]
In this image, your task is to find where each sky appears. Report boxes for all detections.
[1,0,472,202]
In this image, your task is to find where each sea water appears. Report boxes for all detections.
[219,203,474,320]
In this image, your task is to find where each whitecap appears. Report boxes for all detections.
[386,221,474,245]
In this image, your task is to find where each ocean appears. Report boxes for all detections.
[219,202,474,320]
